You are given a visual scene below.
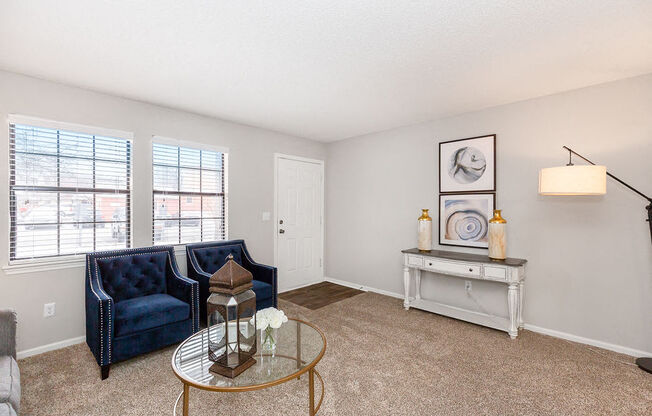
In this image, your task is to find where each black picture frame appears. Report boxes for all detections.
[438,193,496,249]
[439,134,496,193]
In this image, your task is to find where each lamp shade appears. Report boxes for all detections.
[538,165,607,195]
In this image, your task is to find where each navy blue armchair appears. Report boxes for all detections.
[186,240,277,320]
[85,246,199,380]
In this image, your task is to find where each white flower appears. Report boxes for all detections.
[269,314,283,329]
[252,307,287,331]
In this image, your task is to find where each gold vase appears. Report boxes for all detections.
[488,209,507,260]
[417,209,432,252]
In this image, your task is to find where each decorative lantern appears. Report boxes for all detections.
[207,254,257,378]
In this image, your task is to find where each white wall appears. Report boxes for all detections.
[325,73,652,355]
[0,70,326,353]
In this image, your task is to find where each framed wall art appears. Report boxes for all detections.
[439,134,495,193]
[439,193,495,248]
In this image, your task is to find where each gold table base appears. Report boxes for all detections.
[174,368,324,415]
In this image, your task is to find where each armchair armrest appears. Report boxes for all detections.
[242,253,278,308]
[85,256,114,367]
[166,255,200,334]
[0,309,17,359]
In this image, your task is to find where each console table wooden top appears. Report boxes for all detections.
[401,248,527,267]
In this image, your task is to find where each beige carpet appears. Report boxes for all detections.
[19,292,652,415]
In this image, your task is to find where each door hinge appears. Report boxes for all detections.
[320,258,322,267]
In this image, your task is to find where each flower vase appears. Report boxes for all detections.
[260,327,278,353]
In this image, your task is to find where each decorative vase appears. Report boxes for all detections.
[260,327,278,353]
[417,209,432,252]
[488,209,507,260]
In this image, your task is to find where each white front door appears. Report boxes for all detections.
[275,155,323,292]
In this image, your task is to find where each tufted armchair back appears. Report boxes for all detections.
[93,249,170,303]
[192,244,243,275]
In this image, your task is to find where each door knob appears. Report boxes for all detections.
[279,229,285,234]
[279,219,284,224]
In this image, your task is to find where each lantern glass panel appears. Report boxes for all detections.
[236,290,256,355]
[207,293,227,362]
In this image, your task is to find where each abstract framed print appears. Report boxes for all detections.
[439,134,496,193]
[439,193,495,249]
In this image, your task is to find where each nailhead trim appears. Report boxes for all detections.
[86,257,106,365]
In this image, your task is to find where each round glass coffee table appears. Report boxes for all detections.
[172,318,326,416]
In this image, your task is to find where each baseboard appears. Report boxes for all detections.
[325,276,651,359]
[323,276,404,299]
[279,277,325,294]
[523,324,652,358]
[17,335,86,360]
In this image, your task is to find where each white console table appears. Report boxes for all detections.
[402,248,527,339]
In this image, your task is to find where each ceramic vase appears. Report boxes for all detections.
[488,209,507,260]
[417,209,432,252]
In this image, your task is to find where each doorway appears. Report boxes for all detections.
[274,154,324,292]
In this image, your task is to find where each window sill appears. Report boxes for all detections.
[3,256,86,275]
[3,245,187,276]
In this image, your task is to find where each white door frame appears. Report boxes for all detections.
[273,153,325,291]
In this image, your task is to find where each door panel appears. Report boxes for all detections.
[276,157,323,292]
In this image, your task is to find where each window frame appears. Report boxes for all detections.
[151,136,229,246]
[5,115,134,268]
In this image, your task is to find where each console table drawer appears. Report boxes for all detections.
[423,259,481,277]
[407,255,423,267]
[484,266,507,280]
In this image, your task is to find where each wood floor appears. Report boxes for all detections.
[279,281,364,310]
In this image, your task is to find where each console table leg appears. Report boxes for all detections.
[518,281,524,330]
[414,268,421,300]
[508,283,518,339]
[403,265,411,310]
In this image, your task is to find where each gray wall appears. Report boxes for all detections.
[0,70,326,353]
[325,73,652,355]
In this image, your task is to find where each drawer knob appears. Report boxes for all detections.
[469,268,473,272]
[429,262,432,266]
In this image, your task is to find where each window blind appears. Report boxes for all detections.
[152,142,227,245]
[9,122,132,261]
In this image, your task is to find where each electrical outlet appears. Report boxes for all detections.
[465,281,472,293]
[43,302,56,318]
[261,211,271,221]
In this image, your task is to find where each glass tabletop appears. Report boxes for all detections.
[172,318,326,391]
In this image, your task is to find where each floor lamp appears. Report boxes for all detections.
[539,146,652,374]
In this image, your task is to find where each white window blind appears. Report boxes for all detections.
[9,121,132,261]
[152,142,227,245]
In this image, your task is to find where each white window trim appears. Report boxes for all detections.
[152,135,228,154]
[2,245,187,276]
[2,254,86,275]
[5,115,135,272]
[8,114,134,140]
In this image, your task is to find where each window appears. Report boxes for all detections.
[152,140,227,245]
[8,117,132,261]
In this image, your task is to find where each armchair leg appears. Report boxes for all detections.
[101,364,111,380]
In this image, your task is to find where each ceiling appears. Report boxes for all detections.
[1,1,651,142]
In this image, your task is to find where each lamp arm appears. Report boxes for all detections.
[562,146,652,202]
